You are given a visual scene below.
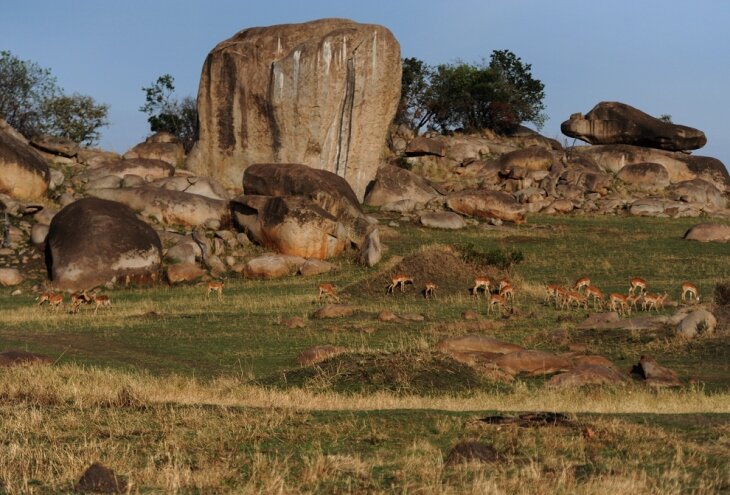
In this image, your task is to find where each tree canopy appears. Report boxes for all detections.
[395,50,546,135]
[0,50,109,145]
[140,74,198,152]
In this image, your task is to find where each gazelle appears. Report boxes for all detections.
[37,291,55,307]
[574,277,591,292]
[318,283,340,303]
[553,286,569,309]
[424,281,437,299]
[609,293,630,316]
[563,291,588,310]
[487,293,508,315]
[387,274,414,294]
[681,282,700,303]
[642,293,663,312]
[499,283,514,304]
[92,294,111,314]
[472,277,491,297]
[629,277,647,296]
[206,281,224,299]
[497,278,511,292]
[585,286,605,310]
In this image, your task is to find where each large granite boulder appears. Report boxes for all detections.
[561,101,707,151]
[87,158,174,181]
[86,187,229,228]
[616,162,670,191]
[364,165,439,206]
[243,163,371,245]
[186,18,401,200]
[498,146,556,172]
[446,190,527,224]
[0,120,50,200]
[45,198,162,290]
[572,144,695,183]
[231,195,348,259]
[123,132,185,167]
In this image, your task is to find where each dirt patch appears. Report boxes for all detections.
[346,246,506,298]
[258,349,513,395]
[480,412,576,427]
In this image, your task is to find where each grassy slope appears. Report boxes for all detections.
[0,214,729,493]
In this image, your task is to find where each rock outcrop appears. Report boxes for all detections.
[0,120,50,200]
[45,198,162,290]
[561,101,707,151]
[446,190,527,224]
[123,132,185,167]
[187,18,401,200]
[364,165,439,206]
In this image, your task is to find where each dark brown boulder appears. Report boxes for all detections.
[45,198,162,290]
[231,195,348,259]
[631,355,681,387]
[405,136,447,157]
[364,165,439,206]
[561,101,707,151]
[243,163,372,245]
[75,462,127,494]
[616,162,670,191]
[0,121,50,200]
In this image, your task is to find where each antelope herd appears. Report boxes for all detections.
[37,290,112,315]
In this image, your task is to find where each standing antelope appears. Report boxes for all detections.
[574,277,591,293]
[497,278,511,292]
[424,281,437,299]
[387,274,414,294]
[92,294,111,314]
[585,286,605,310]
[681,282,700,303]
[487,293,508,315]
[642,293,663,312]
[629,277,647,296]
[37,291,55,307]
[206,281,224,299]
[318,283,340,303]
[563,291,588,310]
[472,277,491,297]
[609,293,630,316]
[627,294,641,313]
[499,283,514,304]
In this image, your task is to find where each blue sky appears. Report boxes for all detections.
[3,1,729,166]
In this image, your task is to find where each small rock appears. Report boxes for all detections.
[632,355,681,387]
[10,289,22,296]
[31,223,49,245]
[377,310,400,322]
[462,310,479,320]
[0,268,23,286]
[675,309,716,339]
[75,462,127,494]
[282,316,306,329]
[313,304,354,319]
[166,263,205,284]
[419,211,466,230]
[299,259,335,277]
[207,254,227,275]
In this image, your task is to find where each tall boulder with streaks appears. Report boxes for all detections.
[186,18,401,200]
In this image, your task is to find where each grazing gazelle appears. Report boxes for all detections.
[424,281,437,299]
[318,283,340,303]
[206,281,224,299]
[681,282,700,303]
[609,293,630,316]
[497,278,511,293]
[544,284,562,305]
[387,274,414,294]
[642,293,663,312]
[574,277,591,293]
[487,293,508,315]
[499,283,514,304]
[37,291,55,307]
[472,277,491,297]
[563,291,588,310]
[585,286,605,310]
[629,277,647,296]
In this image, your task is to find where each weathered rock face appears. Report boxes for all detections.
[123,132,185,167]
[88,158,175,181]
[561,101,707,151]
[87,187,229,228]
[446,190,527,224]
[30,135,79,158]
[676,309,717,339]
[187,18,402,200]
[573,144,695,183]
[498,146,556,172]
[616,162,670,191]
[671,179,725,210]
[231,195,348,259]
[45,198,162,290]
[243,163,371,245]
[0,122,50,200]
[149,176,229,201]
[684,223,730,242]
[364,165,439,206]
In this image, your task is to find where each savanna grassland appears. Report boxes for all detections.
[0,214,729,494]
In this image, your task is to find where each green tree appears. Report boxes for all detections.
[0,50,58,137]
[0,50,109,144]
[394,50,546,135]
[140,74,198,152]
[41,93,109,145]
